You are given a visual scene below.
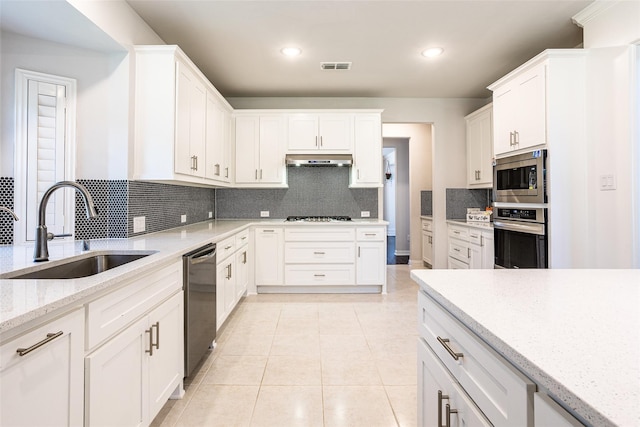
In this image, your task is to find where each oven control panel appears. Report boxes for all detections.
[495,208,546,223]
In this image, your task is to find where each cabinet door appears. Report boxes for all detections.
[492,86,517,156]
[418,338,492,427]
[175,61,206,177]
[288,114,319,150]
[258,116,285,183]
[148,292,184,421]
[534,393,583,427]
[466,107,493,186]
[356,241,385,285]
[422,231,433,266]
[481,231,495,269]
[469,242,482,269]
[255,228,284,286]
[205,93,225,181]
[216,259,235,328]
[236,248,249,300]
[352,114,382,186]
[0,308,84,427]
[515,64,546,150]
[318,114,352,151]
[85,316,148,427]
[235,115,260,183]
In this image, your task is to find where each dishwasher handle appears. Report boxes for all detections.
[185,244,216,264]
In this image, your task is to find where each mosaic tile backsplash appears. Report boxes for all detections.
[0,178,15,245]
[216,166,378,219]
[446,188,492,219]
[420,190,433,216]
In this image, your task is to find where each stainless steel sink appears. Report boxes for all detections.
[1,251,157,280]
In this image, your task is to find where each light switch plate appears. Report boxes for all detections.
[181,214,187,223]
[133,216,145,233]
[260,211,270,217]
[599,174,617,191]
[361,211,370,218]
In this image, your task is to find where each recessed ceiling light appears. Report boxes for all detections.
[281,47,302,57]
[422,47,444,58]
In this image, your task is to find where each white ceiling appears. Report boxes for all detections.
[125,0,592,99]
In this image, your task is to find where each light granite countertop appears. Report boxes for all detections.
[411,268,640,427]
[0,218,387,336]
[446,218,493,230]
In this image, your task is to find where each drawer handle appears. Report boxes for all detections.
[262,230,275,233]
[241,236,247,240]
[470,234,478,238]
[313,251,325,255]
[445,403,458,427]
[364,233,376,236]
[453,230,460,235]
[314,274,326,277]
[225,245,233,250]
[16,331,63,356]
[438,390,449,427]
[437,336,463,360]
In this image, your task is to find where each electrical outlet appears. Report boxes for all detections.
[181,214,187,223]
[208,211,213,218]
[133,216,145,233]
[361,211,370,218]
[260,211,270,217]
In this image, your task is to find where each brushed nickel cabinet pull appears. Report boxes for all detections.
[152,321,160,351]
[315,136,318,147]
[16,331,63,356]
[225,245,233,250]
[467,248,471,258]
[263,229,275,233]
[146,327,154,356]
[313,251,325,255]
[215,163,220,176]
[358,246,361,257]
[260,169,263,179]
[225,167,229,178]
[437,336,463,360]
[314,274,325,277]
[438,390,449,427]
[445,403,458,427]
[255,169,258,180]
[320,136,323,147]
[514,130,520,145]
[243,251,247,264]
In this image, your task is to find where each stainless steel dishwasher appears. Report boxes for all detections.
[183,243,217,378]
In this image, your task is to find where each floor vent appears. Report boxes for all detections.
[320,62,352,70]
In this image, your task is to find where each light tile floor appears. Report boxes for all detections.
[151,264,418,427]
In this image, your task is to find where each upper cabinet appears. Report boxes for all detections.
[287,113,352,152]
[465,103,493,188]
[133,45,234,187]
[489,50,586,158]
[351,113,383,187]
[234,114,286,187]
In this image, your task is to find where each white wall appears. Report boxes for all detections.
[0,31,129,179]
[229,97,482,267]
[575,1,640,267]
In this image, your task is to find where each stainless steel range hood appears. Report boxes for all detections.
[285,154,353,166]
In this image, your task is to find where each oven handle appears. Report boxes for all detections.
[493,220,545,236]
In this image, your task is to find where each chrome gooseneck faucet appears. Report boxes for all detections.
[34,181,99,262]
[0,206,19,221]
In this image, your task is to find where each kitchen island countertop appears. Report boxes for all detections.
[411,268,640,427]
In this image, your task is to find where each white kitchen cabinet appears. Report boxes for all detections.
[448,222,494,270]
[0,308,84,427]
[235,115,286,186]
[534,393,584,427]
[480,230,494,269]
[351,113,383,187]
[216,230,250,329]
[421,219,433,268]
[489,50,586,157]
[254,227,284,286]
[418,291,535,426]
[466,103,493,187]
[418,337,491,427]
[235,229,250,300]
[134,45,234,186]
[216,255,236,328]
[287,113,352,152]
[356,227,386,286]
[85,291,183,427]
[205,92,232,184]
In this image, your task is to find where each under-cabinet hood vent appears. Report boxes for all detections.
[286,154,353,167]
[320,62,352,70]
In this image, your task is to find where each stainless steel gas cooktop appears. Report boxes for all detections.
[285,216,352,222]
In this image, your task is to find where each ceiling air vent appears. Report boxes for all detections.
[320,62,352,70]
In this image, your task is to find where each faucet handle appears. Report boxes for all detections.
[47,232,72,241]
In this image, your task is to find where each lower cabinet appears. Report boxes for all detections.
[421,219,433,267]
[0,307,85,427]
[85,291,183,427]
[534,392,584,427]
[448,222,494,269]
[356,227,386,285]
[216,229,250,329]
[216,255,236,328]
[254,227,284,286]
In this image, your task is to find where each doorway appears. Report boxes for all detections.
[383,139,410,265]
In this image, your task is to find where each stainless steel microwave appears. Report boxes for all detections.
[493,150,547,204]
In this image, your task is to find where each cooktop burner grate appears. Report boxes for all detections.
[285,216,352,222]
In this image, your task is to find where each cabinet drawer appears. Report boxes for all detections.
[356,227,385,241]
[468,229,482,245]
[418,291,535,426]
[285,242,355,264]
[285,227,355,242]
[217,235,236,261]
[86,261,182,350]
[421,220,433,232]
[448,239,469,262]
[235,229,249,248]
[447,257,469,270]
[285,264,355,286]
[448,224,469,240]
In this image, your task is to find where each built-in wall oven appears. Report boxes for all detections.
[494,207,547,269]
[494,149,547,204]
